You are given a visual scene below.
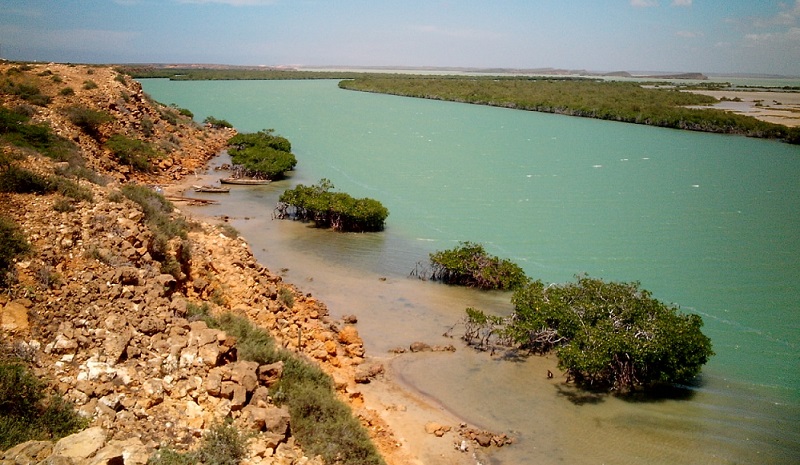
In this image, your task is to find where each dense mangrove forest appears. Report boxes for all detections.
[125,66,798,143]
[339,77,800,143]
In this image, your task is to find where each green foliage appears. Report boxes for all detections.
[217,222,239,239]
[227,129,296,180]
[426,241,527,290]
[0,164,92,202]
[340,77,799,144]
[54,177,93,202]
[0,216,31,287]
[64,105,112,138]
[0,165,54,194]
[148,421,247,465]
[504,275,714,391]
[277,179,389,232]
[203,116,233,129]
[463,307,506,349]
[0,105,88,168]
[105,134,160,171]
[0,78,52,106]
[278,287,295,309]
[0,106,55,150]
[121,184,189,266]
[59,87,74,96]
[170,105,194,118]
[205,313,383,465]
[82,80,98,90]
[0,361,87,450]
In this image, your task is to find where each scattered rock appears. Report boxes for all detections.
[409,342,431,353]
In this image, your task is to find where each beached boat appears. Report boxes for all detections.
[219,177,271,185]
[193,185,230,193]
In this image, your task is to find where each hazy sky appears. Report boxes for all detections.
[2,0,799,75]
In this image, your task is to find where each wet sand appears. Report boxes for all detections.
[686,89,800,127]
[165,167,495,465]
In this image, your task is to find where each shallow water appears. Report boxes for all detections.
[143,79,800,464]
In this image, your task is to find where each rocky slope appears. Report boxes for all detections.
[0,62,393,465]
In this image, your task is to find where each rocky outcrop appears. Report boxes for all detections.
[0,184,372,463]
[0,63,377,464]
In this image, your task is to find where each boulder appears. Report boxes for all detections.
[229,361,259,393]
[257,361,284,387]
[87,437,150,465]
[51,427,107,461]
[337,326,362,346]
[1,440,53,463]
[1,301,29,333]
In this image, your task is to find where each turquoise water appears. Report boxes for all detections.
[142,79,800,464]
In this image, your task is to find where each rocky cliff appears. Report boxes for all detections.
[0,63,391,465]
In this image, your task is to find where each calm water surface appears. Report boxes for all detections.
[142,79,799,464]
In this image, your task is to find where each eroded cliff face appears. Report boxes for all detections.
[0,63,391,465]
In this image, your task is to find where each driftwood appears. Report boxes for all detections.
[165,195,218,205]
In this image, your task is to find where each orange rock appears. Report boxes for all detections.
[338,325,363,346]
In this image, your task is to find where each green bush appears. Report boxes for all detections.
[59,87,74,96]
[121,184,190,268]
[217,223,239,239]
[0,165,55,194]
[227,129,295,180]
[210,313,383,465]
[105,134,160,171]
[0,105,83,163]
[426,241,527,290]
[0,361,87,450]
[0,216,30,287]
[82,80,98,90]
[175,106,194,118]
[0,79,51,106]
[148,422,247,465]
[64,105,112,138]
[278,287,295,309]
[203,116,233,129]
[503,275,714,392]
[277,179,389,232]
[54,177,93,202]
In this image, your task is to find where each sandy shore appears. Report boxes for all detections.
[686,89,800,127]
[165,174,487,465]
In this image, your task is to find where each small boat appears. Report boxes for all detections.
[193,185,230,193]
[219,177,271,185]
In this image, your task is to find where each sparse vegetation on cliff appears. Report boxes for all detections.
[0,360,87,450]
[0,62,390,465]
[0,216,30,287]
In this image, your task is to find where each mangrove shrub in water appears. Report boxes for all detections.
[275,178,389,232]
[419,241,527,291]
[466,275,714,392]
[227,129,297,180]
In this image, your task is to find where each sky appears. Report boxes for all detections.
[1,0,799,76]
